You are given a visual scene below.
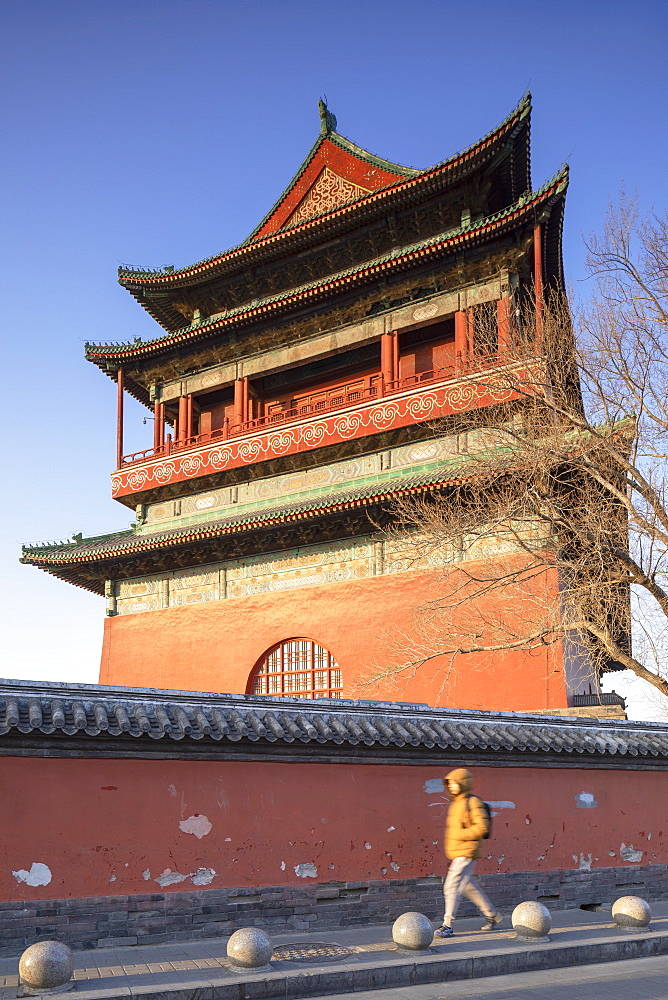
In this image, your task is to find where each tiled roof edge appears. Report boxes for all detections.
[0,677,665,756]
[20,463,480,567]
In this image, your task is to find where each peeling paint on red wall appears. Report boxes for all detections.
[1,757,666,902]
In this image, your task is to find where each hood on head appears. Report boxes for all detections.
[446,768,473,793]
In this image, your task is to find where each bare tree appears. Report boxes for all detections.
[372,197,668,703]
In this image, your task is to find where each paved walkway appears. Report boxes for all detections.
[1,904,666,1000]
[318,956,668,999]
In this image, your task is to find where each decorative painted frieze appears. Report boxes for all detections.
[112,519,539,616]
[141,433,464,530]
[114,537,379,615]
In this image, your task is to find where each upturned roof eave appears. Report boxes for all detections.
[116,94,531,296]
[88,161,566,375]
[20,464,485,593]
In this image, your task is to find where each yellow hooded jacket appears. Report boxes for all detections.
[444,768,489,860]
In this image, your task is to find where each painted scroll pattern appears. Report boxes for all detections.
[116,575,162,616]
[112,517,531,615]
[142,434,470,525]
[170,566,219,608]
[113,537,376,614]
[226,537,373,598]
[113,373,520,499]
[369,402,401,429]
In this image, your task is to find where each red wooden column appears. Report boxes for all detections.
[234,379,243,428]
[380,331,399,391]
[178,396,188,445]
[234,377,248,428]
[185,395,194,442]
[116,367,124,469]
[380,332,394,392]
[497,297,513,354]
[534,223,543,346]
[454,311,470,369]
[392,330,399,384]
[242,378,250,424]
[153,402,165,453]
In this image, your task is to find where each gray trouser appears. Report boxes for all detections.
[443,857,495,924]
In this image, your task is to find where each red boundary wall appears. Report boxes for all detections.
[3,756,665,904]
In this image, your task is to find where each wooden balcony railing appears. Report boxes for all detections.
[121,354,511,467]
[112,350,536,499]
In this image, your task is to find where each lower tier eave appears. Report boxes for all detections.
[20,485,442,594]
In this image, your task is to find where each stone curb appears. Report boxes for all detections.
[67,929,668,1000]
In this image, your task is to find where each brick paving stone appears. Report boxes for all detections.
[341,956,668,999]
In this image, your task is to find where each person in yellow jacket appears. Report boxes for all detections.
[434,767,502,938]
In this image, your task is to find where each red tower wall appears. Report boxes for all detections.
[100,563,570,710]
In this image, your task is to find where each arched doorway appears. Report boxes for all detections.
[248,639,342,699]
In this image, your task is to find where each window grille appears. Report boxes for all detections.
[249,639,342,699]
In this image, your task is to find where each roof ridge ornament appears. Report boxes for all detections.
[318,98,337,135]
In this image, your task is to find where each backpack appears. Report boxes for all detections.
[467,795,493,839]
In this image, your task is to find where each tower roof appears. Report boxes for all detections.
[115,94,532,327]
[87,164,566,388]
[245,100,421,242]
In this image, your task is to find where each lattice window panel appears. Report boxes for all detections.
[250,639,342,699]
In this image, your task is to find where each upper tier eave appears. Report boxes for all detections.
[87,162,566,398]
[116,94,532,325]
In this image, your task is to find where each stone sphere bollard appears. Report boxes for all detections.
[511,901,552,942]
[612,896,652,931]
[19,941,74,994]
[226,927,273,969]
[392,912,434,951]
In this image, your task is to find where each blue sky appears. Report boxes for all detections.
[2,0,667,715]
